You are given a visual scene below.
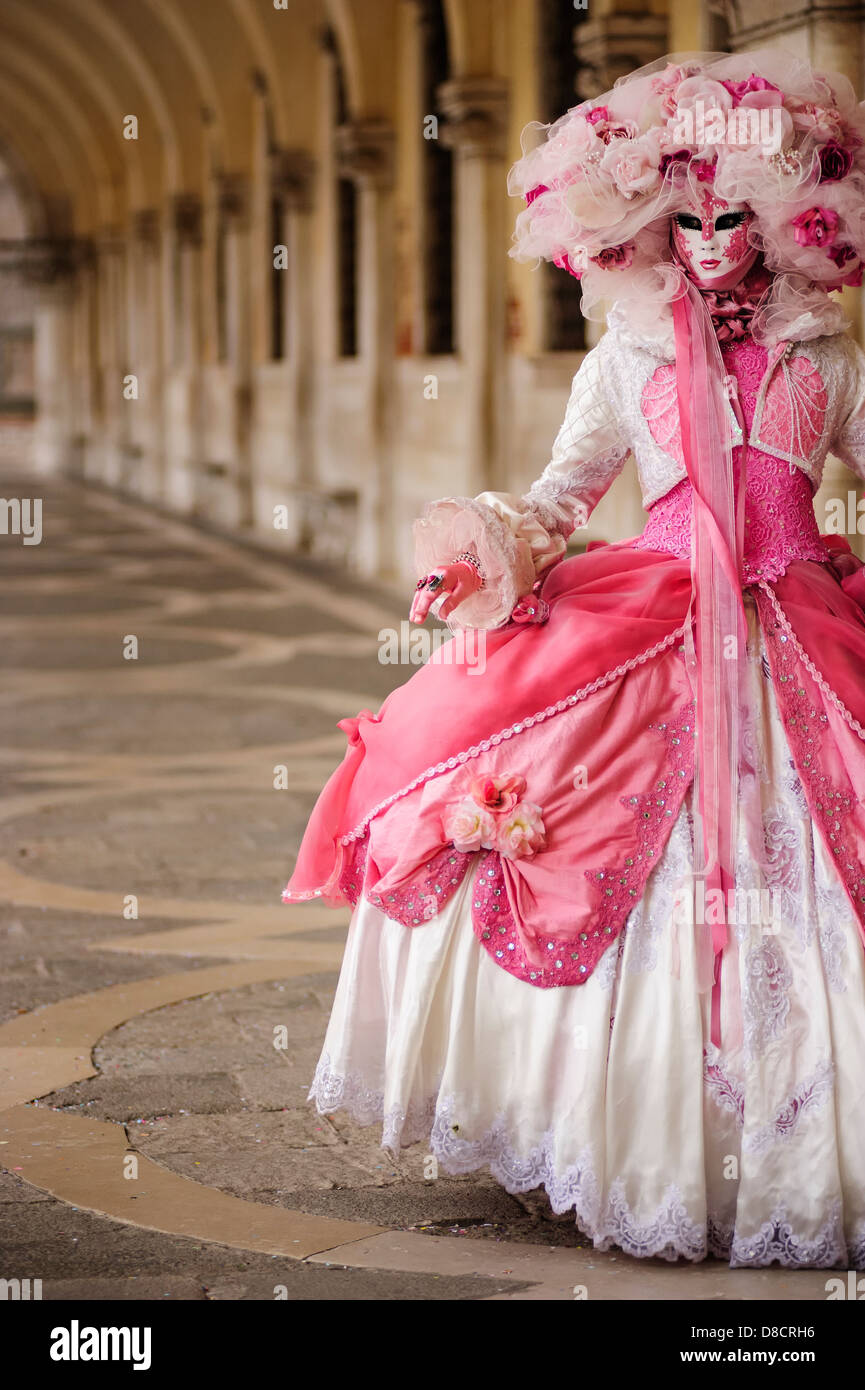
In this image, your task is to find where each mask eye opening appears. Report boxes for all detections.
[714,211,747,231]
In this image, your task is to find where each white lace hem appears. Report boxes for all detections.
[307,1052,865,1269]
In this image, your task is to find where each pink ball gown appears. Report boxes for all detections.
[283,302,865,1267]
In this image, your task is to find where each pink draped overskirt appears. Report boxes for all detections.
[284,536,865,989]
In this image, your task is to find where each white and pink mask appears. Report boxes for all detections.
[670,188,758,291]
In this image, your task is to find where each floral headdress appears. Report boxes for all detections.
[508,48,865,344]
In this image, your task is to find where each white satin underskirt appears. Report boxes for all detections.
[308,609,865,1267]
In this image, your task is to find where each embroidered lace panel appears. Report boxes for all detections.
[522,445,630,539]
[743,939,793,1061]
[601,325,856,509]
[743,1059,835,1156]
[469,849,620,988]
[367,844,474,926]
[581,704,695,961]
[703,1046,745,1129]
[633,340,832,583]
[755,584,865,938]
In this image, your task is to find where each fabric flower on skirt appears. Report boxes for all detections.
[441,797,498,853]
[496,801,547,859]
[441,772,546,859]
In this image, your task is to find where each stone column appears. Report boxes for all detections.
[273,149,316,489]
[335,120,397,577]
[130,210,161,363]
[438,77,509,499]
[171,194,203,368]
[93,232,128,487]
[129,209,163,499]
[574,11,668,99]
[30,247,77,477]
[217,172,254,528]
[163,193,202,511]
[68,241,96,479]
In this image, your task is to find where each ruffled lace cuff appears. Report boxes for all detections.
[413,494,565,630]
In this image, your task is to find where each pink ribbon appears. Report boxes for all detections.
[671,276,748,1048]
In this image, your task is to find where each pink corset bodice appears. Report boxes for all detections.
[632,339,831,583]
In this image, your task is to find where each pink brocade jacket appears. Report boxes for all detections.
[413,321,865,629]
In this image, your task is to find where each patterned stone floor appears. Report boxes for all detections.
[0,471,834,1300]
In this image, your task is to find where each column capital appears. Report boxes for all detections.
[171,193,203,246]
[437,77,509,158]
[94,227,125,250]
[715,0,865,50]
[216,172,249,226]
[131,207,161,247]
[270,148,316,212]
[574,15,668,99]
[316,23,338,56]
[335,121,396,188]
[17,238,83,286]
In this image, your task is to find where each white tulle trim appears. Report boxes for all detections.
[604,270,848,355]
[750,272,850,347]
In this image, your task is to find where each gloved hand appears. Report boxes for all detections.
[409,561,483,624]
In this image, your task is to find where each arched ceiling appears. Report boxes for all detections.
[0,0,477,240]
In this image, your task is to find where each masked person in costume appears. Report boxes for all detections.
[283,50,865,1267]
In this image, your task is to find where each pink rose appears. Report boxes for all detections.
[692,157,718,182]
[468,772,527,816]
[651,64,689,93]
[830,259,864,289]
[790,103,843,142]
[441,798,497,853]
[442,769,547,858]
[825,245,862,288]
[790,206,839,247]
[674,77,733,117]
[720,75,780,105]
[659,149,692,180]
[545,122,594,163]
[553,251,583,281]
[827,242,856,268]
[600,134,662,198]
[651,65,690,119]
[818,141,854,182]
[584,105,637,145]
[739,90,784,112]
[497,801,547,860]
[600,124,637,145]
[590,243,634,271]
[585,105,609,126]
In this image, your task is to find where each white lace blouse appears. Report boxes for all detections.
[413,322,865,629]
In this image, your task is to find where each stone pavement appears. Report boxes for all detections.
[0,472,836,1300]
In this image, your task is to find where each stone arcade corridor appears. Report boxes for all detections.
[0,470,842,1299]
[2,0,865,1307]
